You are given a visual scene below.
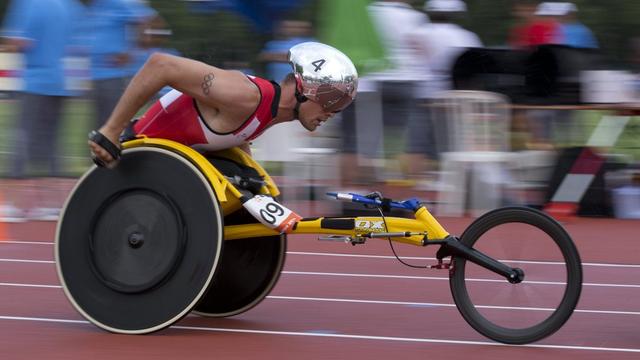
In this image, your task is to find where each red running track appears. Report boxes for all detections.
[1,216,640,360]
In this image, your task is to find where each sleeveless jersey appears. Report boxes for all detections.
[133,75,280,151]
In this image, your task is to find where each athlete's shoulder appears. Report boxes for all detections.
[223,70,262,100]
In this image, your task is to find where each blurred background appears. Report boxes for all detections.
[0,0,639,222]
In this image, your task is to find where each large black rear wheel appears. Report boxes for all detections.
[56,147,223,334]
[193,208,286,317]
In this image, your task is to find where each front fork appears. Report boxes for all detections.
[435,236,525,284]
[413,207,524,284]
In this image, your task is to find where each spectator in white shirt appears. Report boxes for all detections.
[403,0,483,185]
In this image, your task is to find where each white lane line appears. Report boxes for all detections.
[0,315,86,324]
[2,282,640,316]
[287,251,640,269]
[0,282,61,289]
[268,295,640,316]
[2,241,52,245]
[282,271,640,289]
[1,257,639,289]
[4,244,640,269]
[171,324,640,353]
[0,314,639,353]
[0,258,54,264]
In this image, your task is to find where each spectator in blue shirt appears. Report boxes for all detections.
[558,3,598,49]
[0,0,82,222]
[80,0,156,128]
[259,20,315,82]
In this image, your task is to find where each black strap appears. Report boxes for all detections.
[120,119,139,142]
[294,88,308,103]
[293,88,307,120]
[88,130,121,167]
[269,80,281,118]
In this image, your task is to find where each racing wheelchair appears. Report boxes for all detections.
[56,137,582,345]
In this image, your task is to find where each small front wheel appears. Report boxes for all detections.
[449,207,582,344]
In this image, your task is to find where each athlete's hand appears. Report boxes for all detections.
[88,126,122,169]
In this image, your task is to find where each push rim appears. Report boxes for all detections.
[55,147,223,334]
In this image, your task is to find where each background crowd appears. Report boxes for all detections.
[0,0,639,222]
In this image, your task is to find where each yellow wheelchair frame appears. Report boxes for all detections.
[123,137,449,245]
[109,137,582,345]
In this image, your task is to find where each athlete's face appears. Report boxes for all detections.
[297,100,337,131]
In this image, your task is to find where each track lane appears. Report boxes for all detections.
[2,217,640,359]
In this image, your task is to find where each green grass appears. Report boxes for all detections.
[573,110,640,162]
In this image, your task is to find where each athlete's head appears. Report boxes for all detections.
[287,42,358,130]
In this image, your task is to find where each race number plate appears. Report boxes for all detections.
[242,195,302,233]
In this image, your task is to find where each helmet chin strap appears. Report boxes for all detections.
[293,88,308,120]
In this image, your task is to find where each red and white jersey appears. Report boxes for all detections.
[134,75,280,151]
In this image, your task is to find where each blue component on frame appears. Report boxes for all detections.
[326,192,422,211]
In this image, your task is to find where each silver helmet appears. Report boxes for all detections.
[288,42,358,113]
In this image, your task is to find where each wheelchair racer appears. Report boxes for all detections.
[88,42,358,167]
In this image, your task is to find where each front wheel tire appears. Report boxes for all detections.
[449,207,582,344]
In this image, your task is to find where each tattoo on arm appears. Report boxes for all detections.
[201,73,215,95]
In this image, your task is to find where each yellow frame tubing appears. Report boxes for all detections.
[224,206,450,247]
[122,137,451,248]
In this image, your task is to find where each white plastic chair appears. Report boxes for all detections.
[432,90,516,216]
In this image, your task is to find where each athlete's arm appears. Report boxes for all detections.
[89,52,255,165]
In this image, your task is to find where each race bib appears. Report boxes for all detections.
[242,195,302,233]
